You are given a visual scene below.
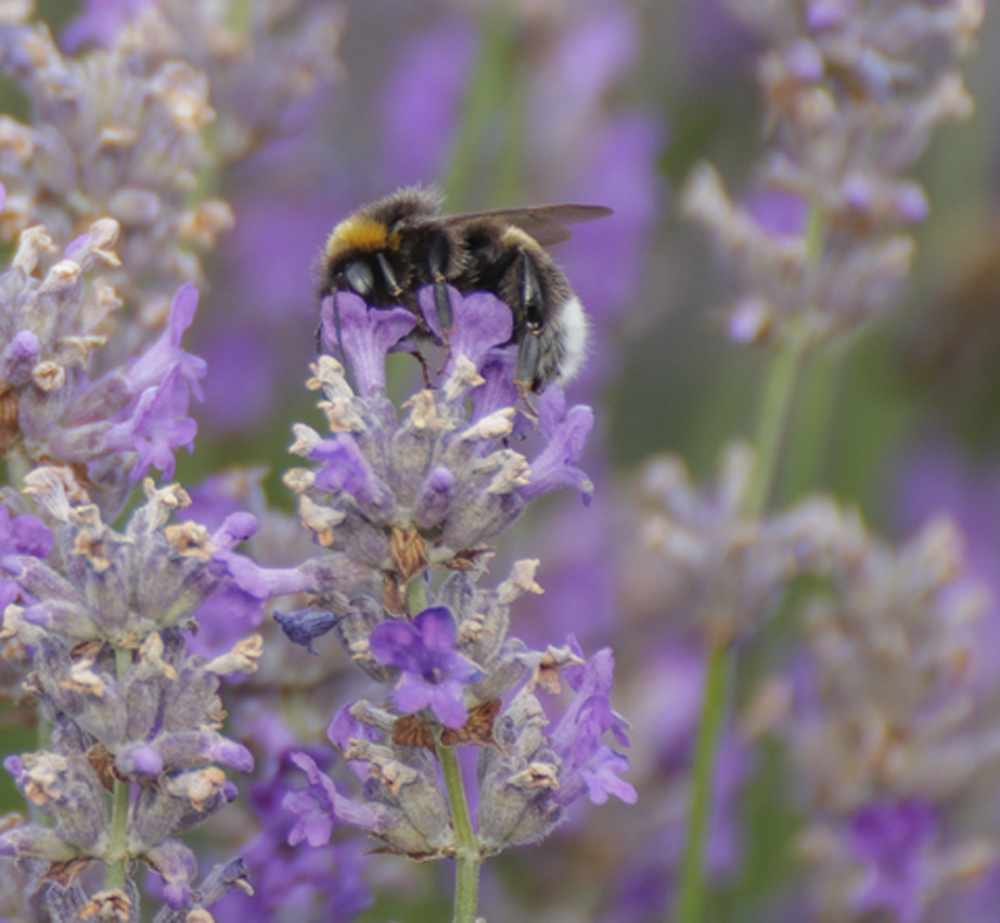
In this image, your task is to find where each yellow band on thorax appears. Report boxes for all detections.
[325,215,392,257]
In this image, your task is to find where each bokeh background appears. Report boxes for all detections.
[3,1,1000,921]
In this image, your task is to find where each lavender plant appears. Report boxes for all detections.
[658,0,989,921]
[0,0,995,920]
[272,287,635,921]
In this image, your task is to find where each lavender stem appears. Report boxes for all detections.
[675,307,812,920]
[436,738,480,923]
[106,645,135,892]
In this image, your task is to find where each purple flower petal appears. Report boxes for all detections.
[519,396,595,502]
[550,646,635,807]
[320,293,418,396]
[146,838,198,910]
[310,434,393,509]
[849,798,938,923]
[369,607,483,729]
[417,286,513,377]
[105,365,198,483]
[124,283,206,400]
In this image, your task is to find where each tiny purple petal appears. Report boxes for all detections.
[212,512,259,550]
[105,366,198,483]
[417,286,513,376]
[62,0,150,50]
[124,283,206,400]
[212,739,255,773]
[328,704,380,783]
[550,646,634,808]
[893,183,929,224]
[415,606,460,653]
[0,506,53,560]
[470,349,520,422]
[285,751,382,842]
[320,293,418,395]
[2,330,40,386]
[327,704,380,753]
[147,838,199,910]
[783,39,824,82]
[848,799,938,923]
[4,755,24,785]
[806,0,853,29]
[581,748,637,805]
[310,434,392,509]
[370,607,482,728]
[748,190,808,238]
[218,553,315,601]
[519,401,595,502]
[728,297,771,344]
[284,752,337,847]
[118,743,164,777]
[842,173,873,211]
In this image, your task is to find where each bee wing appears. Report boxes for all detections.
[441,204,613,246]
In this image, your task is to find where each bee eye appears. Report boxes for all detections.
[344,261,374,297]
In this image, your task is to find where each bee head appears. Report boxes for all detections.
[319,187,446,306]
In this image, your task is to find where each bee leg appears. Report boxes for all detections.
[514,253,546,392]
[515,379,539,421]
[427,233,453,334]
[415,350,433,388]
[376,252,403,302]
[515,331,542,392]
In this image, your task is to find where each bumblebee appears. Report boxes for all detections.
[317,187,612,392]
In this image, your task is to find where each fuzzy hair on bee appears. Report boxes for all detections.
[317,186,612,393]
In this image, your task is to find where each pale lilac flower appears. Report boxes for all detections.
[684,0,982,346]
[370,606,484,729]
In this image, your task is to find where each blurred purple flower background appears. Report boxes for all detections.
[0,0,993,921]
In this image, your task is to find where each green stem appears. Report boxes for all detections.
[6,452,29,493]
[781,335,853,504]
[406,572,428,616]
[743,330,810,518]
[443,5,518,209]
[436,737,481,923]
[106,646,133,891]
[674,644,733,923]
[673,324,811,923]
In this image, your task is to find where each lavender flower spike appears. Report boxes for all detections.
[281,233,630,923]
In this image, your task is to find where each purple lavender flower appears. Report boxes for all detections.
[550,644,636,808]
[0,225,207,518]
[208,746,371,922]
[848,799,938,923]
[285,285,595,597]
[370,606,484,729]
[0,12,225,323]
[280,288,631,868]
[775,511,1000,921]
[0,466,320,911]
[283,749,442,858]
[638,443,866,640]
[684,0,982,347]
